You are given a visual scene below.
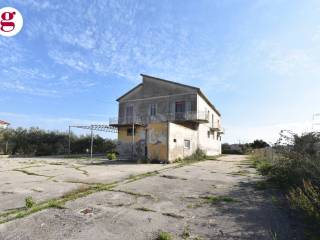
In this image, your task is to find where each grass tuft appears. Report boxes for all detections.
[201,195,235,204]
[25,196,35,209]
[155,231,173,240]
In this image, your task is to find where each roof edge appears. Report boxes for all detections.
[116,83,143,101]
[197,90,221,116]
[140,74,199,91]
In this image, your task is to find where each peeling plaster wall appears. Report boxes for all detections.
[168,122,198,162]
[147,122,168,162]
[117,126,146,159]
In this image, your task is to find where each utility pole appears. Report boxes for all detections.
[68,126,71,156]
[90,125,94,162]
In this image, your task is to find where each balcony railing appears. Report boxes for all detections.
[168,111,209,122]
[109,111,210,126]
[210,121,224,133]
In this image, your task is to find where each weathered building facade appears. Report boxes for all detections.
[110,74,223,162]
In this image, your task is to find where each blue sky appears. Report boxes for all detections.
[0,0,320,143]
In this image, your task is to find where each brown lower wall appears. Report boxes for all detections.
[117,123,168,162]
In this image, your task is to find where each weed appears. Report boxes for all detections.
[287,180,320,221]
[106,152,117,160]
[25,196,35,209]
[155,231,173,240]
[201,195,235,204]
[181,225,191,239]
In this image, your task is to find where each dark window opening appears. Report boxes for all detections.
[150,103,156,116]
[175,101,185,113]
[184,139,191,149]
[173,139,177,142]
[127,128,136,136]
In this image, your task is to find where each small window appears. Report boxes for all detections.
[150,103,156,116]
[184,139,191,149]
[173,139,177,143]
[127,128,136,136]
[175,101,185,113]
[126,105,133,116]
[207,131,210,138]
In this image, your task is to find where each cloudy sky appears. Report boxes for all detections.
[0,0,320,143]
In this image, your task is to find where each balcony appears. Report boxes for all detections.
[168,111,209,123]
[109,116,144,127]
[109,111,211,127]
[210,121,224,133]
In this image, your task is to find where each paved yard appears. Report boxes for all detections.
[0,155,304,239]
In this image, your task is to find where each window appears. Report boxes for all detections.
[212,114,214,128]
[175,101,185,113]
[126,105,133,116]
[184,139,191,149]
[126,105,133,121]
[173,139,177,143]
[127,128,136,136]
[150,103,156,116]
[207,131,210,138]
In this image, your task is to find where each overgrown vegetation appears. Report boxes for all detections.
[222,139,269,155]
[250,131,320,227]
[201,195,235,204]
[106,152,117,160]
[174,148,208,164]
[0,127,116,156]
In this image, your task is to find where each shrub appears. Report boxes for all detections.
[0,127,116,156]
[251,131,320,226]
[106,152,117,160]
[184,148,207,161]
[287,180,320,221]
[25,196,35,209]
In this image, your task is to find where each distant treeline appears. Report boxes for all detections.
[222,139,270,154]
[0,127,116,156]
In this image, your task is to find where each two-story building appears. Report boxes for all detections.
[110,74,223,162]
[0,120,10,129]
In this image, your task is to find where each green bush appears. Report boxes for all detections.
[184,148,207,161]
[251,131,320,225]
[288,180,320,221]
[106,152,117,160]
[25,196,35,209]
[0,127,116,156]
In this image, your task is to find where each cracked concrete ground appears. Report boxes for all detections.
[0,155,304,240]
[0,157,173,212]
